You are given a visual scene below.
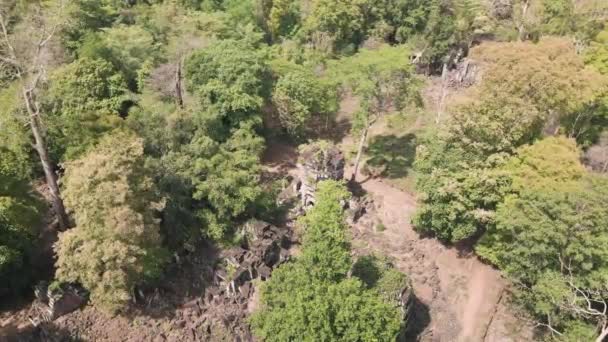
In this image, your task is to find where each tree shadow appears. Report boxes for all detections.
[122,240,222,321]
[364,134,417,179]
[352,256,383,288]
[402,295,432,341]
[0,321,83,342]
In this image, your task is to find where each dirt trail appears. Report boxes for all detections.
[348,173,533,341]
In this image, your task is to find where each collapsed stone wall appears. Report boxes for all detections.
[296,140,345,208]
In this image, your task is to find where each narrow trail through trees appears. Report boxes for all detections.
[267,133,533,341]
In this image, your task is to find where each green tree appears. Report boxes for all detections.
[470,38,608,144]
[251,180,403,341]
[45,57,128,161]
[79,24,158,90]
[185,39,268,140]
[413,96,544,242]
[475,137,608,340]
[0,148,41,297]
[302,0,366,54]
[330,45,421,182]
[55,130,168,313]
[185,122,266,240]
[272,66,337,139]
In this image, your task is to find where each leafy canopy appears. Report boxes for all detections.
[54,130,169,313]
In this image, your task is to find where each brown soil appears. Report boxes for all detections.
[348,172,533,341]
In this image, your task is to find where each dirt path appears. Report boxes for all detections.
[348,171,531,341]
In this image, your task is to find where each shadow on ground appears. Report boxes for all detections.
[363,133,417,179]
[0,321,83,342]
[403,295,432,341]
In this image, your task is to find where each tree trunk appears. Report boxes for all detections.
[518,0,530,41]
[597,323,608,342]
[23,89,69,230]
[351,125,369,183]
[175,57,184,109]
[436,62,448,124]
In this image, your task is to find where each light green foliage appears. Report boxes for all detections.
[0,83,31,173]
[298,180,352,281]
[79,24,158,90]
[0,148,41,297]
[331,45,420,128]
[251,180,402,341]
[55,131,169,313]
[268,0,301,40]
[585,28,608,75]
[471,38,608,144]
[272,66,337,139]
[501,136,585,192]
[46,58,128,161]
[302,0,366,54]
[251,264,401,342]
[413,166,511,242]
[413,97,542,242]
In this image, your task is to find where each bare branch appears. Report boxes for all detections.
[0,9,17,60]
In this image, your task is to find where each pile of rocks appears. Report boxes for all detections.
[31,282,88,325]
[296,140,345,208]
[180,220,292,341]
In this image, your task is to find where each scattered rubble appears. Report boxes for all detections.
[192,220,292,341]
[30,282,88,325]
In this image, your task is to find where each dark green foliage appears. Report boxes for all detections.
[46,58,128,161]
[185,39,269,140]
[361,0,431,43]
[0,148,41,297]
[62,0,118,53]
[78,24,159,91]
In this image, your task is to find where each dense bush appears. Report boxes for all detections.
[54,131,169,313]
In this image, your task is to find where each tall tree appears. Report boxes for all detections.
[331,45,421,182]
[0,0,69,229]
[55,130,168,313]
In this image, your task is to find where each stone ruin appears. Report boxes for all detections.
[172,220,292,341]
[213,220,291,298]
[30,282,88,325]
[296,140,345,208]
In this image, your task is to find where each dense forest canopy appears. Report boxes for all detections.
[1,0,608,340]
